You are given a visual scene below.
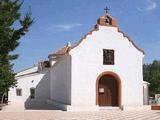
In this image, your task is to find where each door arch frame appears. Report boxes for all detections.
[96,71,122,107]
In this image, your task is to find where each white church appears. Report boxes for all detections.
[8,11,150,111]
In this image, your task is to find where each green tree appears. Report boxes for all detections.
[0,0,33,103]
[143,60,160,97]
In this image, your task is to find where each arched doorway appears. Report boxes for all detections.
[96,72,121,107]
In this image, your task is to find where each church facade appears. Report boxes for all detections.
[8,12,149,111]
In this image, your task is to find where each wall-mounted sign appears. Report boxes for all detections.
[99,88,104,93]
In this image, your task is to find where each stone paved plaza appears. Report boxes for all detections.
[0,110,160,120]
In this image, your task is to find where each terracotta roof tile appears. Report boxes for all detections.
[48,46,70,57]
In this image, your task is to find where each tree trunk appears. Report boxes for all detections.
[0,93,5,105]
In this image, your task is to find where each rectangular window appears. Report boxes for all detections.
[16,89,22,96]
[103,49,114,65]
[30,88,35,99]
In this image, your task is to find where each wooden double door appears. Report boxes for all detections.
[98,75,118,106]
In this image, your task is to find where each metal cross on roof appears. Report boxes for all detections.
[104,6,110,14]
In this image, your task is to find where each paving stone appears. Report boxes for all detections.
[0,110,160,120]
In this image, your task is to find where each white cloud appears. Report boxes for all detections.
[47,23,82,33]
[137,0,158,12]
[146,0,157,11]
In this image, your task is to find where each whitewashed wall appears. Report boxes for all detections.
[70,26,144,107]
[8,69,50,109]
[50,55,71,104]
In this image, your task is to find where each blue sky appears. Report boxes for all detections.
[13,0,160,72]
